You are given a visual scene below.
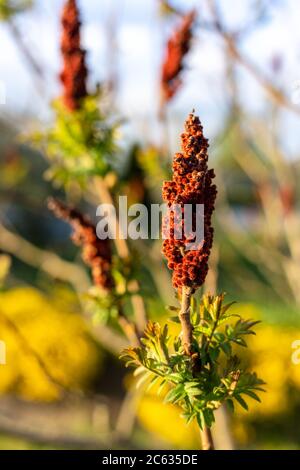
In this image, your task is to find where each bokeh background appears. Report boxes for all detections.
[0,0,300,450]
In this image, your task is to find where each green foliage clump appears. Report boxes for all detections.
[32,93,119,186]
[136,146,170,189]
[121,293,265,430]
[85,256,142,325]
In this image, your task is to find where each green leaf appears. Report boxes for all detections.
[221,301,237,316]
[209,347,220,361]
[196,412,204,430]
[214,332,225,342]
[190,296,197,309]
[182,411,196,425]
[157,379,167,396]
[166,305,180,313]
[167,373,184,384]
[232,338,247,347]
[203,408,215,427]
[164,384,185,404]
[184,381,201,389]
[226,399,235,413]
[235,394,249,411]
[242,390,261,402]
[184,382,202,398]
[220,342,232,356]
[169,316,181,324]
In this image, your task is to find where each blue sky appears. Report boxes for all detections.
[1,0,300,155]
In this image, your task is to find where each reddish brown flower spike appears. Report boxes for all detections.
[162,113,217,290]
[161,10,196,104]
[60,0,88,111]
[48,198,114,291]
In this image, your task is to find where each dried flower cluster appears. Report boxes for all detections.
[161,10,196,104]
[162,113,217,289]
[60,0,88,111]
[48,198,114,290]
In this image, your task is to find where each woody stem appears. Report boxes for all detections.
[200,427,215,451]
[117,306,141,347]
[179,286,194,355]
[179,286,215,451]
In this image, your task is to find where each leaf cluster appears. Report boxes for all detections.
[121,294,265,429]
[136,146,170,189]
[85,255,142,325]
[31,93,119,186]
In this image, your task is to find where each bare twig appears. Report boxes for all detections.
[8,21,44,79]
[118,306,141,347]
[93,176,129,259]
[224,34,300,116]
[0,417,106,449]
[90,322,128,354]
[93,176,148,332]
[0,221,128,354]
[205,0,300,117]
[0,222,90,291]
[114,388,141,440]
[0,396,131,449]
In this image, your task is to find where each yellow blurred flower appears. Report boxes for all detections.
[138,394,200,449]
[0,287,102,401]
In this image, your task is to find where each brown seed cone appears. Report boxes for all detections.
[48,198,114,291]
[161,10,196,104]
[60,0,88,111]
[162,113,217,290]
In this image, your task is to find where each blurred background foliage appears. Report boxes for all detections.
[0,0,300,450]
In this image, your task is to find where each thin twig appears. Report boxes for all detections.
[205,0,300,117]
[93,176,129,259]
[93,176,148,332]
[114,388,141,440]
[118,305,141,347]
[0,222,90,292]
[0,417,107,450]
[8,20,45,98]
[0,221,128,354]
